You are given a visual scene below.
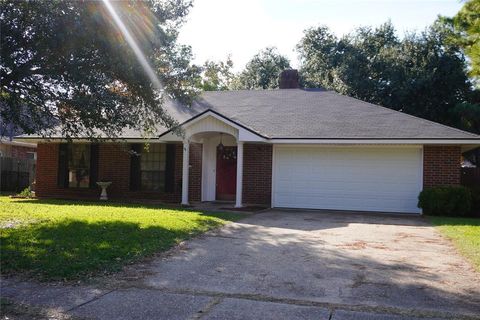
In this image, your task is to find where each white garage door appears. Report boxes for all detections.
[272,146,423,213]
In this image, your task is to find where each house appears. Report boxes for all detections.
[0,139,36,160]
[0,121,36,159]
[1,121,37,192]
[16,71,480,213]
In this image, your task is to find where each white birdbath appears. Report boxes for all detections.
[96,182,112,201]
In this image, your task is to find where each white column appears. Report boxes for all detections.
[235,141,244,208]
[181,140,190,205]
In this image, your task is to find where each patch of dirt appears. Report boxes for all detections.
[369,243,389,250]
[421,239,443,244]
[0,219,24,229]
[337,241,393,251]
[336,241,368,250]
[0,298,78,320]
[395,232,412,239]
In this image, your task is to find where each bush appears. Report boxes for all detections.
[17,187,33,198]
[418,186,472,216]
[470,187,480,216]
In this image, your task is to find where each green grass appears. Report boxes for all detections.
[429,216,480,272]
[0,197,240,280]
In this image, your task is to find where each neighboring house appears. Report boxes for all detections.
[0,120,37,159]
[16,71,480,213]
[0,139,37,193]
[0,122,37,192]
[0,139,36,159]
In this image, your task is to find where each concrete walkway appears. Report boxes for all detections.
[2,210,480,319]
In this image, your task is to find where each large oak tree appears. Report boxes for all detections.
[1,0,199,139]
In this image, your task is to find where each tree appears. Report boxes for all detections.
[448,0,480,79]
[297,21,477,133]
[198,56,234,91]
[0,0,199,139]
[232,47,291,89]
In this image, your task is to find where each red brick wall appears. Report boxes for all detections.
[11,146,36,159]
[98,144,130,197]
[242,144,272,206]
[35,143,202,202]
[423,145,461,188]
[36,143,98,199]
[0,144,36,159]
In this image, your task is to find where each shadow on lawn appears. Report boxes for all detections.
[0,218,224,280]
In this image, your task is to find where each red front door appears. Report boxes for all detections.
[216,146,237,201]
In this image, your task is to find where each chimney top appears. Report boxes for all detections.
[279,69,300,89]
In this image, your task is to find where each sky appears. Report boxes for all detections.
[177,0,464,71]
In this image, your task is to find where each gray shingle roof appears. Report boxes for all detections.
[16,88,480,140]
[193,89,480,140]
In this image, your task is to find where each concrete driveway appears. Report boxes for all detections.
[3,210,480,319]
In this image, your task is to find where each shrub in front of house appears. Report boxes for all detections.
[16,187,34,199]
[418,186,472,216]
[469,187,480,216]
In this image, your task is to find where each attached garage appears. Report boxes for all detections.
[272,146,423,213]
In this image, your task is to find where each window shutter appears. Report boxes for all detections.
[57,143,69,188]
[89,144,99,188]
[164,144,176,193]
[129,144,142,191]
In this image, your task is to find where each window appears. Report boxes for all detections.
[68,144,90,188]
[140,144,166,191]
[26,152,36,160]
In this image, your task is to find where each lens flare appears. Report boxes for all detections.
[101,0,163,90]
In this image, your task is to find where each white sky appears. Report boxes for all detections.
[177,0,463,71]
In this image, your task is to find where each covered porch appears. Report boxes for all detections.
[159,110,268,208]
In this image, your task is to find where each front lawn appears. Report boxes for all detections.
[429,216,480,272]
[0,197,240,280]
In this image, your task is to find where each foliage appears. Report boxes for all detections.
[0,197,240,280]
[445,0,480,80]
[297,21,478,133]
[429,216,480,271]
[469,186,480,215]
[16,187,33,198]
[450,102,480,135]
[199,56,235,91]
[0,0,200,139]
[418,186,472,216]
[232,47,291,89]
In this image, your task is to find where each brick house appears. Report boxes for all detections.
[0,139,36,160]
[16,72,480,213]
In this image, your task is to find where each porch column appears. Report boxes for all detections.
[235,141,244,208]
[181,140,190,205]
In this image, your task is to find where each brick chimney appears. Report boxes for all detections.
[279,69,300,89]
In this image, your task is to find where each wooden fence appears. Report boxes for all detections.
[0,157,36,192]
[461,167,480,187]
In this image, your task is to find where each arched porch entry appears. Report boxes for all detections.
[178,114,244,208]
[158,111,267,208]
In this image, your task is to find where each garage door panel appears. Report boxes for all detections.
[275,176,419,190]
[273,146,422,213]
[274,193,418,213]
[275,188,419,202]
